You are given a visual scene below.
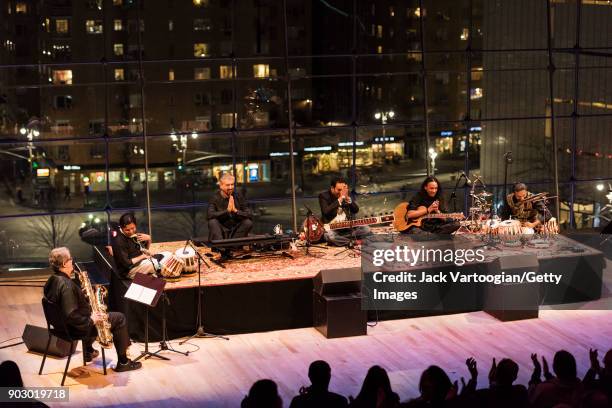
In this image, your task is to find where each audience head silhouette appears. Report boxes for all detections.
[553,350,577,381]
[419,365,452,402]
[0,360,23,387]
[308,360,331,390]
[496,358,519,386]
[241,379,282,408]
[355,365,395,405]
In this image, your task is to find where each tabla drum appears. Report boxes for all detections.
[481,219,500,235]
[542,217,559,235]
[498,220,523,246]
[498,220,522,235]
[158,251,184,282]
[175,247,197,275]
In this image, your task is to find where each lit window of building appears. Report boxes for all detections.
[113,44,124,56]
[194,43,208,57]
[219,65,234,79]
[114,19,123,31]
[193,0,208,6]
[85,20,103,34]
[389,6,395,17]
[56,19,69,34]
[460,28,469,41]
[113,0,122,5]
[194,67,211,80]
[168,69,175,81]
[114,69,125,81]
[169,20,173,31]
[253,64,269,78]
[15,2,27,13]
[220,113,234,128]
[52,70,73,85]
[376,25,383,39]
[470,88,483,100]
[377,45,383,54]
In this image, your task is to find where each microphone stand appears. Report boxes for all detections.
[451,172,467,213]
[179,240,229,345]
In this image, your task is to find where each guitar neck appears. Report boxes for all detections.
[423,212,464,220]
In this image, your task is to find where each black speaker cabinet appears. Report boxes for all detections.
[484,254,540,321]
[313,267,361,296]
[313,292,367,338]
[22,324,75,357]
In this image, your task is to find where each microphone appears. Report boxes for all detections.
[504,151,513,164]
[183,238,190,254]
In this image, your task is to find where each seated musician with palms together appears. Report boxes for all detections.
[318,177,370,246]
[404,176,461,234]
[207,173,253,241]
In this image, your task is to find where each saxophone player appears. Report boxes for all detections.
[43,247,141,372]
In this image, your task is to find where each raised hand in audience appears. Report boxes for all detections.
[590,348,601,374]
[530,353,542,386]
[488,358,497,386]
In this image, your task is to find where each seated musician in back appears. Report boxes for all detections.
[405,176,460,234]
[500,182,547,229]
[318,177,370,246]
[111,212,156,279]
[207,173,253,241]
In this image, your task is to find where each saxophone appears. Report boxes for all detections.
[75,264,113,349]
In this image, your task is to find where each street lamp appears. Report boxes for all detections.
[374,110,395,162]
[20,125,40,170]
[170,130,199,166]
[428,148,438,175]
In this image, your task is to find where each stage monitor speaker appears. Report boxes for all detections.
[313,292,367,338]
[484,254,540,321]
[22,324,75,357]
[313,267,361,296]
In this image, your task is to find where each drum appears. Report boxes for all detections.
[481,219,500,235]
[158,251,184,282]
[175,247,197,275]
[498,220,522,236]
[542,217,559,235]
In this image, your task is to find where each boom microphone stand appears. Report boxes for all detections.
[179,240,229,345]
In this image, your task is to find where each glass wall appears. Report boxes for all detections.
[0,0,610,263]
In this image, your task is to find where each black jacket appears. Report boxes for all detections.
[43,271,92,338]
[318,190,359,224]
[111,230,147,278]
[207,190,252,227]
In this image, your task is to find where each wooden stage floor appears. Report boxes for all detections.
[1,257,611,407]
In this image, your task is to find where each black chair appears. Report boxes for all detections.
[39,297,107,385]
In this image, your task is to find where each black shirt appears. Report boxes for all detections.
[43,271,92,337]
[290,390,348,408]
[318,190,359,224]
[500,192,545,222]
[207,190,252,228]
[407,192,449,231]
[408,191,447,213]
[111,230,147,278]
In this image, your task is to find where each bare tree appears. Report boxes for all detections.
[27,214,72,250]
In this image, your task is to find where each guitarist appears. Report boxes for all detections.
[405,176,460,234]
[318,177,370,246]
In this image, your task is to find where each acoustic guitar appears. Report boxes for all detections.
[392,202,465,232]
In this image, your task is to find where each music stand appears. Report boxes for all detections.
[179,240,229,344]
[126,274,185,361]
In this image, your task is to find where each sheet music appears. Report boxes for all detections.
[125,283,157,305]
